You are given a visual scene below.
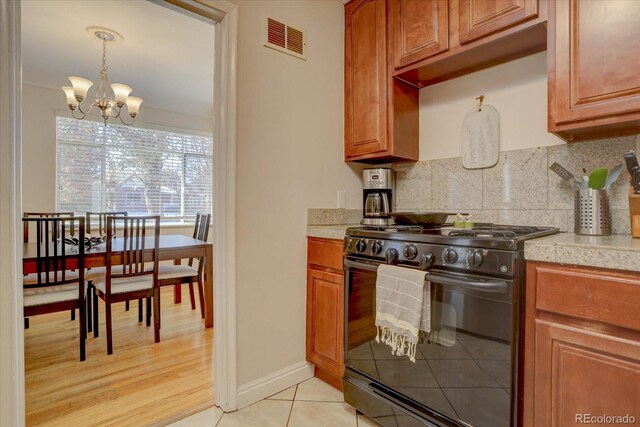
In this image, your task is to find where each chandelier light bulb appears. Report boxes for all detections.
[62,86,79,110]
[111,83,132,107]
[68,76,93,102]
[125,96,143,118]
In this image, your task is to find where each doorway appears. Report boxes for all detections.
[0,0,238,424]
[20,1,214,424]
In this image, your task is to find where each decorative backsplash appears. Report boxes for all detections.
[393,135,640,234]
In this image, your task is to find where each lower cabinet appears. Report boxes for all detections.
[534,320,640,427]
[525,263,640,427]
[306,237,345,390]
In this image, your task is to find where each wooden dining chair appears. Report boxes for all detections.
[84,211,135,333]
[23,212,75,243]
[22,216,87,361]
[85,211,128,236]
[90,216,161,354]
[23,212,77,325]
[155,213,211,319]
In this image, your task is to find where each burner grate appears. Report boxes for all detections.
[448,225,545,239]
[362,225,425,233]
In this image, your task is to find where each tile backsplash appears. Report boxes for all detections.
[393,135,640,233]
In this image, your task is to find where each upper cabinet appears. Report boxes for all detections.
[345,0,388,159]
[548,0,640,142]
[345,0,419,163]
[392,0,449,70]
[392,0,546,87]
[458,0,540,44]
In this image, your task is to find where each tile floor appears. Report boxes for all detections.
[167,377,380,427]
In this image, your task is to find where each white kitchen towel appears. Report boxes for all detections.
[375,264,430,362]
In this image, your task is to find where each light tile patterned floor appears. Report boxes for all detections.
[167,377,379,427]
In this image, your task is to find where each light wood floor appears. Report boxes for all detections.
[25,287,215,427]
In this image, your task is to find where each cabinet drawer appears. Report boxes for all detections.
[308,237,344,271]
[535,266,640,332]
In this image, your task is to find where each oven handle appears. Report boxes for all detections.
[343,258,509,294]
[426,271,509,294]
[344,258,379,272]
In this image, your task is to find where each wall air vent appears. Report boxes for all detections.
[264,17,306,60]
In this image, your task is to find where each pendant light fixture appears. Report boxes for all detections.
[62,27,142,125]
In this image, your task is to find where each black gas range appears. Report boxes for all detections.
[342,224,559,427]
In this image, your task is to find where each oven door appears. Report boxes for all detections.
[343,257,514,427]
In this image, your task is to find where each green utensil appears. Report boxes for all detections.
[588,167,609,190]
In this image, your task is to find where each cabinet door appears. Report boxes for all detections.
[549,0,640,139]
[534,320,640,426]
[306,268,344,377]
[392,0,449,69]
[345,0,388,160]
[458,0,538,44]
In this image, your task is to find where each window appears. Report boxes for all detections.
[56,117,213,220]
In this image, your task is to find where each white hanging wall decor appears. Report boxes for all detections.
[461,96,500,170]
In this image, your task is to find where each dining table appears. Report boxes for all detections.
[22,234,214,328]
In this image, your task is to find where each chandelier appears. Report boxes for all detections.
[62,27,142,126]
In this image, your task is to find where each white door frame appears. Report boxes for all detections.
[204,0,239,413]
[0,0,25,425]
[0,1,238,424]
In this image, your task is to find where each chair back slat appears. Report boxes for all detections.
[23,216,84,290]
[188,213,211,269]
[85,212,128,236]
[106,216,160,296]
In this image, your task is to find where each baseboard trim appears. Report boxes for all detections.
[236,361,314,409]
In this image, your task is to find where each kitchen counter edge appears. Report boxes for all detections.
[525,233,640,272]
[307,225,355,240]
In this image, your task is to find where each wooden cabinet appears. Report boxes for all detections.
[458,0,539,45]
[392,0,546,87]
[392,0,449,69]
[524,263,640,427]
[306,237,345,389]
[534,321,640,427]
[548,0,640,142]
[344,0,419,163]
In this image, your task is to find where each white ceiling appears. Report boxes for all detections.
[21,0,215,117]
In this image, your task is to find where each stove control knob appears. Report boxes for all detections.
[403,244,418,260]
[419,253,435,270]
[371,241,383,255]
[467,249,483,267]
[442,248,458,264]
[384,248,399,264]
[355,239,367,253]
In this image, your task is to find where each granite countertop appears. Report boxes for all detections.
[306,225,355,240]
[525,233,640,272]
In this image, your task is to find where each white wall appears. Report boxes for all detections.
[21,83,214,235]
[419,51,563,160]
[231,0,363,387]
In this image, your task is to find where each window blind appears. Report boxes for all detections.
[56,117,213,219]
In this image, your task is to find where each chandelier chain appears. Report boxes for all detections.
[101,37,108,73]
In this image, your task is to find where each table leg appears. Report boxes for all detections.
[204,244,213,328]
[173,258,182,303]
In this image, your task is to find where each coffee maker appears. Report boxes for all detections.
[362,168,395,226]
